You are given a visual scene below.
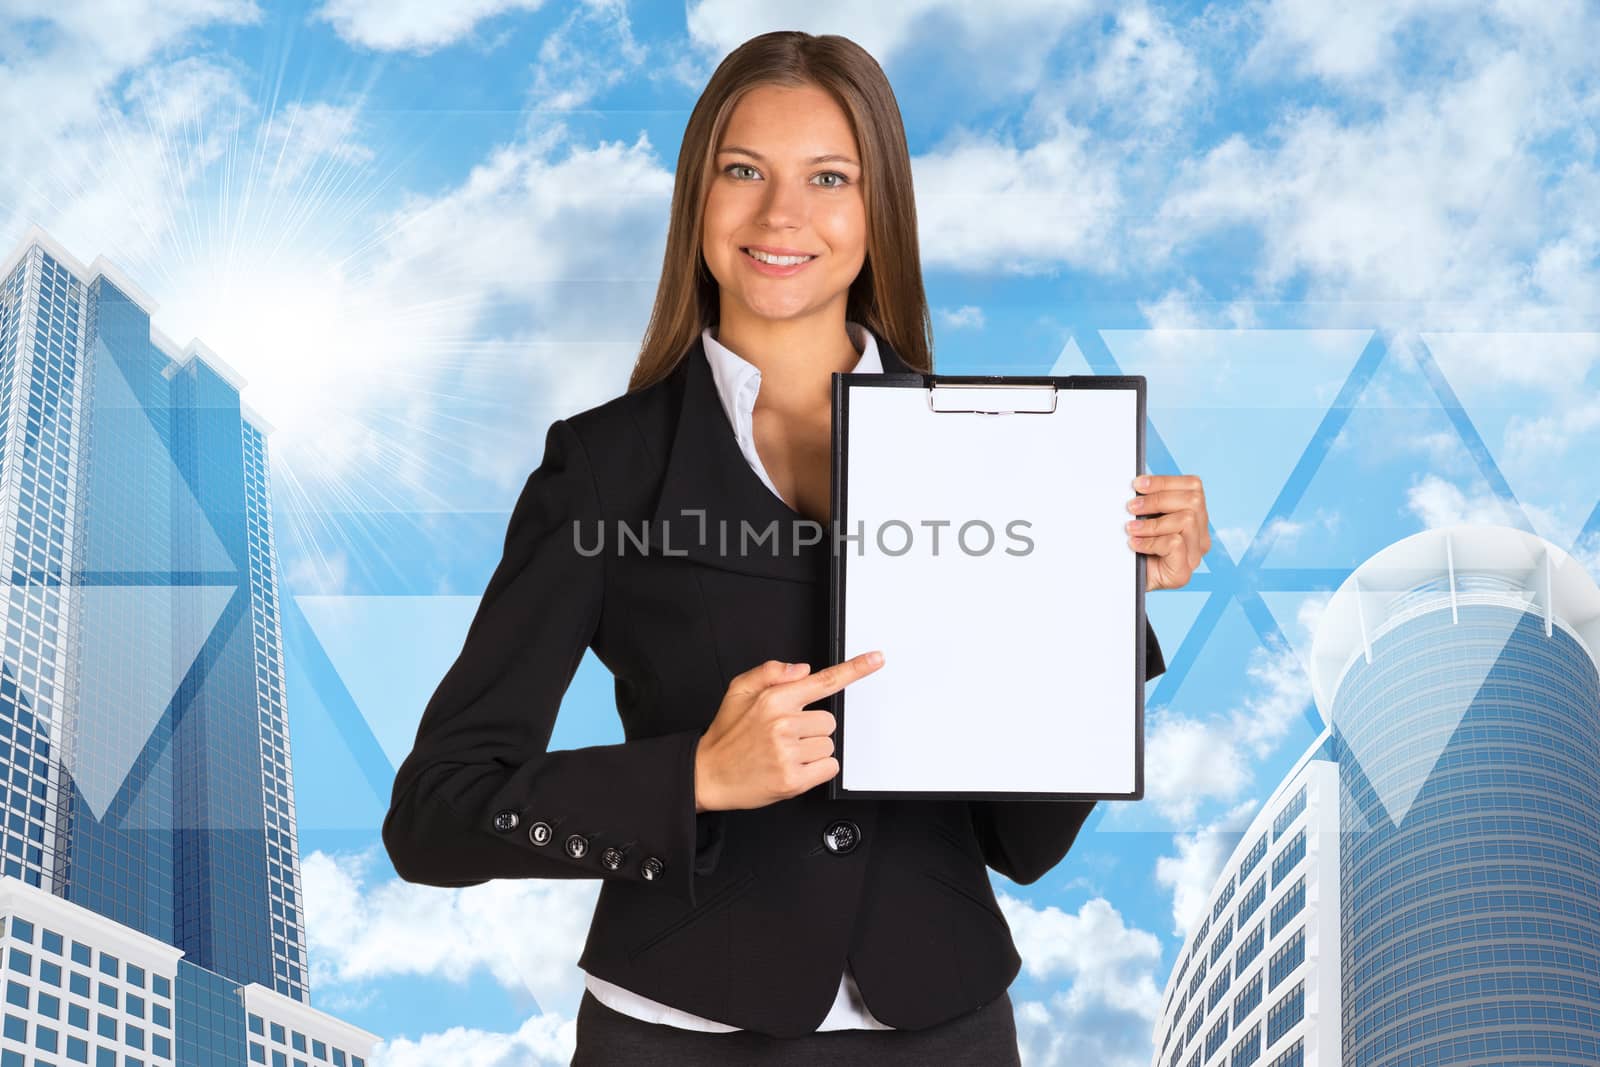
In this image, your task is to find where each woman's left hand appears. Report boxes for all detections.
[1126,474,1209,591]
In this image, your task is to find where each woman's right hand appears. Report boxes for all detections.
[693,651,886,813]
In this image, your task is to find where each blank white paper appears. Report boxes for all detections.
[839,384,1139,795]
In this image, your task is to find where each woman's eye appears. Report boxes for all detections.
[721,164,849,188]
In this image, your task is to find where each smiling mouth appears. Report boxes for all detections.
[741,247,818,265]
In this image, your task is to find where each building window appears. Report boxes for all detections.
[1232,969,1263,1026]
[1210,917,1235,966]
[1267,980,1305,1045]
[1269,876,1306,937]
[1272,785,1306,840]
[1188,952,1209,1000]
[1235,922,1265,974]
[1231,1021,1262,1067]
[1205,1014,1230,1061]
[1207,965,1232,1013]
[1268,928,1305,992]
[1237,876,1266,927]
[1270,828,1306,888]
[1212,876,1236,922]
[1266,1037,1303,1067]
[1235,831,1260,883]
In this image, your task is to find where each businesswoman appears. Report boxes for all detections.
[383,30,1210,1066]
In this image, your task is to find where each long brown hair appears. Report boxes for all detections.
[627,31,933,393]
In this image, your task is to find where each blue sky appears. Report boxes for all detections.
[2,1,1598,1064]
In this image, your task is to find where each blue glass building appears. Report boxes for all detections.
[1154,524,1600,1067]
[1318,532,1600,1067]
[0,228,374,1065]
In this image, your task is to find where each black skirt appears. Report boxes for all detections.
[570,986,1022,1066]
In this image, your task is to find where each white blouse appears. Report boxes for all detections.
[581,322,893,1032]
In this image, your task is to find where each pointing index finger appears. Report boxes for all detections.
[789,650,885,700]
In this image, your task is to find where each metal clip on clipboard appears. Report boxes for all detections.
[927,381,1059,415]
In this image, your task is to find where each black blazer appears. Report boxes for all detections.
[382,329,1166,1037]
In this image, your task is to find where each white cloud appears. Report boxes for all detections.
[526,0,646,111]
[1421,332,1600,392]
[1143,712,1253,823]
[1243,0,1594,90]
[1151,13,1600,329]
[0,3,259,260]
[1140,635,1311,824]
[0,0,260,74]
[260,101,373,188]
[314,0,546,54]
[1214,513,1326,559]
[371,1013,574,1067]
[147,121,677,519]
[1403,473,1516,529]
[684,0,1098,96]
[302,846,599,1018]
[1572,529,1600,585]
[1001,891,1164,1067]
[914,122,1124,274]
[1293,593,1332,659]
[1153,800,1257,937]
[1502,398,1600,471]
[1138,280,1259,332]
[937,305,985,330]
[1084,3,1208,132]
[1401,474,1576,552]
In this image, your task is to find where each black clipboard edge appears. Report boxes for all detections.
[827,371,1149,803]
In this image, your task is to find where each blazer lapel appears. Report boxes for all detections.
[649,329,919,584]
[874,332,915,375]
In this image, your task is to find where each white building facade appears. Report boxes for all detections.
[1151,734,1342,1067]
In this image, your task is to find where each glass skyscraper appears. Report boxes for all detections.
[0,228,374,1065]
[1152,523,1600,1067]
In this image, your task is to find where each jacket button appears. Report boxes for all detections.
[600,847,625,871]
[528,821,553,846]
[640,856,665,881]
[492,810,519,833]
[565,834,589,860]
[822,819,860,855]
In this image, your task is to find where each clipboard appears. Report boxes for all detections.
[827,369,1149,801]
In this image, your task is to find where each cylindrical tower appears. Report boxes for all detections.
[1309,524,1600,1067]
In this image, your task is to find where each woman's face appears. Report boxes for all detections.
[702,82,866,326]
